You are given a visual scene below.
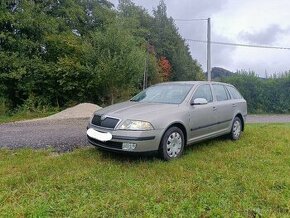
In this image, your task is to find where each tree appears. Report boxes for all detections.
[91,22,146,104]
[159,56,171,81]
[151,0,204,81]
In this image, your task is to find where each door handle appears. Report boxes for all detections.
[213,106,217,111]
[232,104,237,107]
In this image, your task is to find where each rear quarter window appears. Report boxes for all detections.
[227,86,243,99]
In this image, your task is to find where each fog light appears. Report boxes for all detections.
[122,142,137,151]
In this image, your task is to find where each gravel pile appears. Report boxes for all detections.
[45,103,101,120]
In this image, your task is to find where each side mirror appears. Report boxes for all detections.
[191,98,208,105]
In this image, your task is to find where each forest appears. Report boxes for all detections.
[0,0,203,114]
[0,0,289,115]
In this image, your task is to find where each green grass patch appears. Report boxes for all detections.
[0,110,57,124]
[0,124,290,217]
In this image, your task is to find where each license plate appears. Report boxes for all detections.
[87,128,112,142]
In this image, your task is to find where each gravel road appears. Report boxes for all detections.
[0,103,99,151]
[246,115,290,123]
[0,113,289,151]
[0,118,89,151]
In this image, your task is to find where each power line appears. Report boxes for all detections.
[186,39,290,50]
[174,18,208,21]
[174,17,212,80]
[174,18,290,50]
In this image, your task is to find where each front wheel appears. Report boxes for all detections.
[159,127,185,161]
[230,117,242,140]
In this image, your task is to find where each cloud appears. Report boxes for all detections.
[211,34,236,68]
[165,0,228,18]
[239,24,290,44]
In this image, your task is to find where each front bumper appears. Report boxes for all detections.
[87,125,162,153]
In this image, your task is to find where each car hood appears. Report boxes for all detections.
[95,101,180,121]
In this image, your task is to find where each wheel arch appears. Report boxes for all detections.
[159,122,188,147]
[235,113,245,131]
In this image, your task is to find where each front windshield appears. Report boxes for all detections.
[130,84,193,104]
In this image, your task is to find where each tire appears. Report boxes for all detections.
[230,117,242,140]
[159,126,185,161]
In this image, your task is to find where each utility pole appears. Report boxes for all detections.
[143,36,150,90]
[174,18,211,80]
[207,18,211,81]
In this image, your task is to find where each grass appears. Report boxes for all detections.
[0,110,57,124]
[0,124,289,217]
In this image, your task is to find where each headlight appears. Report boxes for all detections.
[118,120,154,131]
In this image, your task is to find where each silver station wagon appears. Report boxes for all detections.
[87,81,247,160]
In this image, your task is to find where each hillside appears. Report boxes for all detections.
[205,67,235,81]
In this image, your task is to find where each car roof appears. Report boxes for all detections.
[156,81,233,86]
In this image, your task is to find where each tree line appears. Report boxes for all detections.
[0,0,289,115]
[0,0,204,113]
[220,71,290,114]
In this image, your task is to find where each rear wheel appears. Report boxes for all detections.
[230,117,242,140]
[159,127,185,160]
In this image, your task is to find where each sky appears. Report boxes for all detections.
[109,0,290,77]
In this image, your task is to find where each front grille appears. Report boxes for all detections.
[91,115,119,129]
[88,136,122,149]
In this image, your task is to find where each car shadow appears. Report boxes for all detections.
[90,147,159,163]
[88,135,230,162]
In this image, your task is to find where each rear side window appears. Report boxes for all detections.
[212,84,229,101]
[192,84,213,103]
[227,86,242,99]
